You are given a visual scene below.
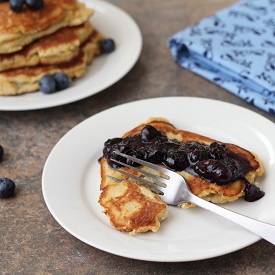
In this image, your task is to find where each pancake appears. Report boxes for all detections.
[0,22,94,72]
[99,179,168,235]
[0,0,93,54]
[0,31,102,96]
[99,118,265,233]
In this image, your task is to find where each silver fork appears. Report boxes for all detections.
[110,151,275,245]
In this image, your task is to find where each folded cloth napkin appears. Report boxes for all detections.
[168,0,275,115]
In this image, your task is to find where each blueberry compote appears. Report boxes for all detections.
[102,125,264,202]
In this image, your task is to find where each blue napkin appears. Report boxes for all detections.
[168,0,275,115]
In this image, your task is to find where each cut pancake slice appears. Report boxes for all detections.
[0,22,94,72]
[0,31,103,95]
[99,179,168,235]
[0,0,93,54]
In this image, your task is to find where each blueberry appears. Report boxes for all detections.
[54,73,70,91]
[194,159,232,184]
[100,38,116,53]
[141,125,162,143]
[163,150,189,171]
[245,182,265,202]
[10,0,24,12]
[103,138,123,156]
[187,149,201,164]
[25,0,44,10]
[226,158,240,179]
[39,75,56,94]
[209,142,226,159]
[0,145,3,161]
[143,146,164,164]
[0,178,16,198]
[107,143,129,169]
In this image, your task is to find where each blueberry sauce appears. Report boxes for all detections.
[102,125,264,202]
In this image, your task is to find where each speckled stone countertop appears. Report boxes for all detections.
[1,0,275,274]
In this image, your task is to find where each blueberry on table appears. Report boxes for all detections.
[100,38,116,53]
[0,145,3,161]
[25,0,44,10]
[54,73,70,91]
[0,178,16,198]
[39,75,56,94]
[10,0,24,12]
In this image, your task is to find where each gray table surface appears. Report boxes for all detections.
[1,0,275,274]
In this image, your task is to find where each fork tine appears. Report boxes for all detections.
[115,151,172,178]
[110,157,167,187]
[108,166,164,195]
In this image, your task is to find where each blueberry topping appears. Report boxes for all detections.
[141,125,163,143]
[102,125,264,202]
[163,150,189,171]
[0,145,4,161]
[0,178,16,198]
[103,138,123,156]
[10,0,24,12]
[245,182,265,202]
[39,75,56,94]
[209,142,227,159]
[103,125,254,183]
[25,0,44,10]
[194,159,232,184]
[143,146,164,164]
[54,72,70,91]
[100,38,116,53]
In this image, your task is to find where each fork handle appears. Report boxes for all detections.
[188,193,275,245]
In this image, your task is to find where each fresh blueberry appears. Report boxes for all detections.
[54,73,70,91]
[0,178,16,198]
[100,38,116,53]
[25,0,44,10]
[39,75,56,94]
[0,145,3,161]
[10,0,24,12]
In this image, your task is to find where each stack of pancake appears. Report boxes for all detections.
[0,0,103,95]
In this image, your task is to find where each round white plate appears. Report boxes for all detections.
[0,0,142,111]
[42,97,275,262]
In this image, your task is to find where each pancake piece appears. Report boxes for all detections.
[99,118,265,232]
[0,0,93,54]
[0,31,103,95]
[99,179,168,235]
[0,22,94,72]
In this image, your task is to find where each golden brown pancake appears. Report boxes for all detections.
[0,31,103,96]
[0,22,94,72]
[99,118,264,233]
[99,179,168,235]
[0,0,93,54]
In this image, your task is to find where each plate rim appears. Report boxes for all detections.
[42,97,275,262]
[0,0,142,111]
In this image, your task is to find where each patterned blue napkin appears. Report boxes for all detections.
[168,0,275,115]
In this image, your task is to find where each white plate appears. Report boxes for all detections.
[42,97,275,262]
[0,0,142,111]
